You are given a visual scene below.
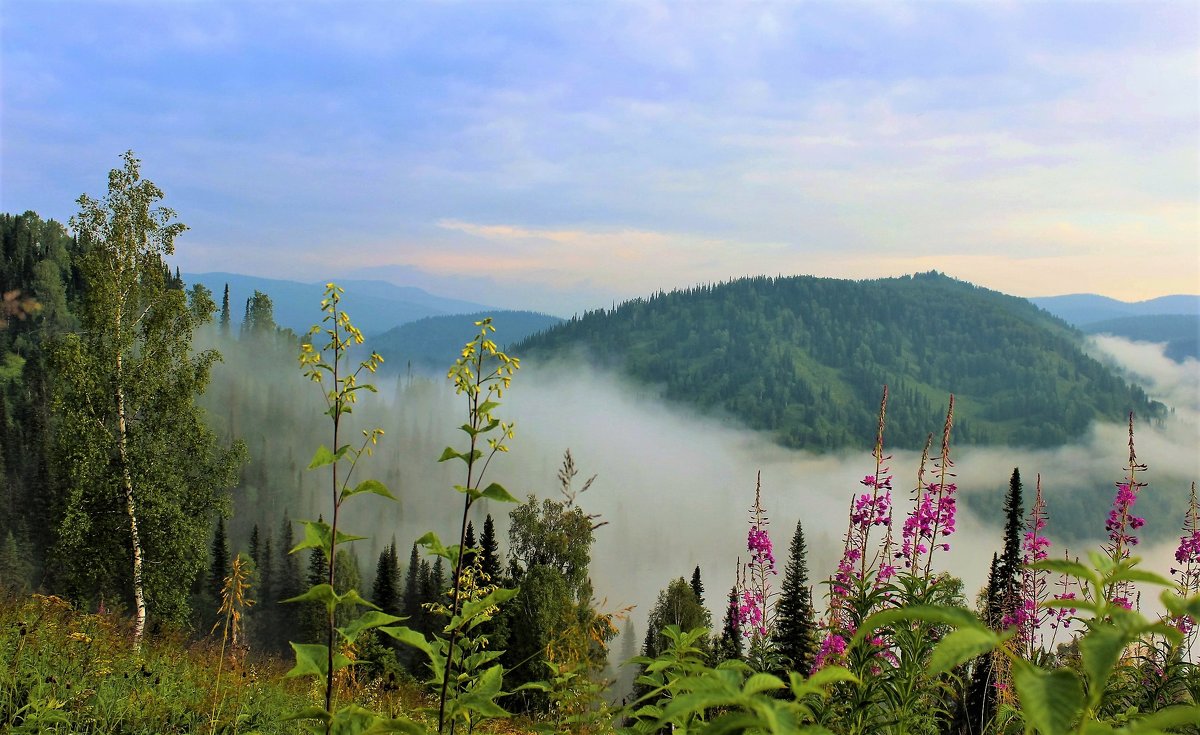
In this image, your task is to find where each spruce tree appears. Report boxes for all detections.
[302,544,330,642]
[479,514,501,583]
[209,517,230,603]
[372,542,401,616]
[219,283,230,336]
[249,524,262,568]
[774,519,817,675]
[690,565,705,606]
[275,511,304,649]
[965,554,1002,734]
[998,468,1024,622]
[716,585,744,663]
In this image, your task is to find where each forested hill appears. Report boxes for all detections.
[515,272,1164,450]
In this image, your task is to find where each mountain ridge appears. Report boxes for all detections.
[515,271,1164,451]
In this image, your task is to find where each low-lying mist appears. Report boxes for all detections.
[210,330,1197,640]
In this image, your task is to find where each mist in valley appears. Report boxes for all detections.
[207,328,1199,649]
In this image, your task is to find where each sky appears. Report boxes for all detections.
[2,0,1197,315]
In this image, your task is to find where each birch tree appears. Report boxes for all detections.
[49,151,243,642]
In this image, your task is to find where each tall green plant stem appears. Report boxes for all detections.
[324,309,343,722]
[439,344,484,734]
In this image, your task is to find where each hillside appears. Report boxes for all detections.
[515,272,1165,450]
[1083,314,1200,363]
[367,310,563,373]
[184,272,491,338]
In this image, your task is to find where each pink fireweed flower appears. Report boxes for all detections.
[1169,483,1199,644]
[1007,476,1051,658]
[737,472,776,641]
[813,632,847,670]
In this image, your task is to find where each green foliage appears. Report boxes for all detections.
[286,283,416,735]
[515,271,1164,451]
[0,594,309,733]
[47,152,245,633]
[775,520,818,676]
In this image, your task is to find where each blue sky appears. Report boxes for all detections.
[2,1,1196,314]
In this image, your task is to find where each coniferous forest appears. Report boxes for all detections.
[1,154,1198,734]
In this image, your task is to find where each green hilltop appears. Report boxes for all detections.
[515,271,1165,450]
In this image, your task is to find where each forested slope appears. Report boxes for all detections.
[516,272,1164,450]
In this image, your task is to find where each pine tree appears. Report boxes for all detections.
[716,585,744,663]
[690,565,705,606]
[774,519,817,675]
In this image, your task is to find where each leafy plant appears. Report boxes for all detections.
[283,283,416,734]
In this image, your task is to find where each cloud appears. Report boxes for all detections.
[2,2,1196,312]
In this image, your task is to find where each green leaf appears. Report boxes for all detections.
[1108,568,1174,588]
[308,445,336,470]
[329,703,381,735]
[437,447,461,463]
[282,584,338,610]
[1033,558,1103,593]
[337,588,381,611]
[743,672,785,696]
[361,717,431,735]
[790,666,858,699]
[1013,662,1083,735]
[457,586,519,626]
[338,611,404,644]
[414,531,459,565]
[930,627,1007,675]
[852,604,984,646]
[1160,591,1200,620]
[284,706,333,723]
[341,479,395,502]
[380,625,435,660]
[478,482,519,503]
[335,529,369,545]
[1079,625,1127,709]
[291,520,332,558]
[1120,705,1200,733]
[284,643,351,679]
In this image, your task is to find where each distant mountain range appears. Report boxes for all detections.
[366,311,563,374]
[516,272,1165,451]
[184,272,491,338]
[1031,293,1199,362]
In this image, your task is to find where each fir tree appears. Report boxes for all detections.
[774,519,817,675]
